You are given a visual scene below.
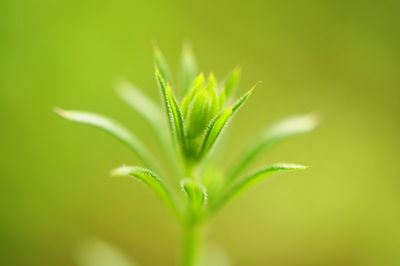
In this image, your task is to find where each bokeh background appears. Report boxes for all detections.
[1,0,399,265]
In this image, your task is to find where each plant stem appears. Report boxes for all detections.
[182,223,202,266]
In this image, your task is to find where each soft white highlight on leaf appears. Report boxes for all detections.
[263,113,319,138]
[202,244,232,266]
[76,238,137,266]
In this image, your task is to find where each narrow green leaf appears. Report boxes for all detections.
[263,113,319,139]
[54,108,159,171]
[181,178,208,208]
[180,43,198,94]
[181,73,205,116]
[199,107,232,158]
[206,73,217,91]
[222,67,241,97]
[115,79,164,133]
[212,163,308,212]
[227,113,319,182]
[168,86,186,144]
[232,83,256,112]
[111,166,178,214]
[154,46,172,83]
[115,80,179,176]
[155,68,186,151]
[199,86,256,159]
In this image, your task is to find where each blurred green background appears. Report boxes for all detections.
[1,0,399,265]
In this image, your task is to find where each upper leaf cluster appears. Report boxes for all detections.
[55,45,318,225]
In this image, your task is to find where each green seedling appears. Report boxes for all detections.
[56,45,318,266]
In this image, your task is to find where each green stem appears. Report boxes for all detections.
[182,223,202,266]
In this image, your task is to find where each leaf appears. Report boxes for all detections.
[76,238,137,266]
[115,79,164,133]
[54,108,159,171]
[180,43,198,94]
[181,178,208,209]
[185,87,216,139]
[227,113,319,182]
[168,86,186,144]
[222,67,241,97]
[206,73,217,91]
[155,67,186,151]
[263,113,319,139]
[153,46,172,83]
[199,85,256,159]
[111,166,178,214]
[199,107,232,158]
[115,80,175,159]
[181,73,205,116]
[232,83,257,112]
[211,163,308,212]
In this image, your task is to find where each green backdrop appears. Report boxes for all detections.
[1,0,399,265]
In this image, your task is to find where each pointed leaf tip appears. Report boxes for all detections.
[54,107,70,118]
[153,46,171,83]
[232,84,256,112]
[267,163,309,170]
[181,42,198,93]
[53,106,63,114]
[264,113,320,138]
[199,106,233,158]
[156,66,186,152]
[198,81,257,159]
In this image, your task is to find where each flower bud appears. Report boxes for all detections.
[184,74,220,139]
[181,73,205,117]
